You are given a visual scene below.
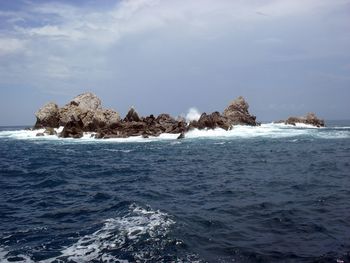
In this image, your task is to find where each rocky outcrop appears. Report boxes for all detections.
[33,92,324,139]
[124,107,141,122]
[223,96,258,126]
[188,96,258,131]
[34,102,60,129]
[58,92,119,129]
[188,112,231,130]
[95,110,187,139]
[283,113,325,127]
[33,92,120,138]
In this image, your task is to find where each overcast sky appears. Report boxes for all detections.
[0,0,349,125]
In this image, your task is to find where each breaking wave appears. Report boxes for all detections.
[0,204,197,263]
[185,108,201,122]
[0,123,349,142]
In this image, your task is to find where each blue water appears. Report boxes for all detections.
[0,122,350,262]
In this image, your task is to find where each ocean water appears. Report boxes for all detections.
[0,122,349,263]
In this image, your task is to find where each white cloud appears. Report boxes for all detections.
[0,38,26,55]
[0,0,349,96]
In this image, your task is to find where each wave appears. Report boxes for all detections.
[0,204,182,263]
[0,124,349,142]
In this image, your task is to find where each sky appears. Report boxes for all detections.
[0,0,349,125]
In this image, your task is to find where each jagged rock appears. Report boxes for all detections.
[55,92,121,132]
[44,127,57,135]
[187,97,258,131]
[84,109,121,131]
[59,119,84,138]
[124,107,141,122]
[59,92,101,127]
[70,92,102,112]
[34,102,60,129]
[284,113,325,127]
[104,109,121,127]
[94,110,187,139]
[36,132,45,137]
[189,112,231,130]
[223,96,258,126]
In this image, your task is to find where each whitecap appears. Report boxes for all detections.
[49,204,174,262]
[0,204,176,262]
[1,123,349,142]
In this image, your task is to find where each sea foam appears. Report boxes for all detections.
[0,123,349,142]
[0,204,176,263]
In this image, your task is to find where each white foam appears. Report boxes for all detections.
[0,204,175,263]
[0,123,349,142]
[0,247,35,263]
[185,107,201,122]
[185,123,311,139]
[50,204,174,262]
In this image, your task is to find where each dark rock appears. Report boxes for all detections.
[189,112,231,130]
[59,119,84,138]
[36,132,45,136]
[34,102,60,129]
[177,132,185,139]
[124,107,140,122]
[187,97,258,131]
[84,109,121,131]
[284,113,325,127]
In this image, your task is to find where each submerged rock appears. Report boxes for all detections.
[34,102,60,129]
[284,113,325,127]
[177,131,185,139]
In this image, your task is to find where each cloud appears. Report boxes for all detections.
[0,38,26,55]
[0,0,349,121]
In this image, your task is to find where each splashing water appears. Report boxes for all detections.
[185,107,201,122]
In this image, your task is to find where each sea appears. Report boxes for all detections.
[0,121,349,263]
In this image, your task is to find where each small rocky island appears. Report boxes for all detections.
[33,92,324,139]
[275,113,325,127]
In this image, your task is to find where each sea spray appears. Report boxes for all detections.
[185,107,201,122]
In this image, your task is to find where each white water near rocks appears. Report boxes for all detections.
[0,124,349,141]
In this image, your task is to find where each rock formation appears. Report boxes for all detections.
[282,113,325,127]
[223,96,258,126]
[94,111,187,139]
[188,112,231,130]
[33,92,323,139]
[34,102,60,129]
[188,96,258,131]
[34,92,121,137]
[58,92,120,129]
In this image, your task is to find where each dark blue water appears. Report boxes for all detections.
[0,123,350,262]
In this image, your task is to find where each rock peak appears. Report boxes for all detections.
[124,107,141,122]
[70,92,102,111]
[223,96,258,126]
